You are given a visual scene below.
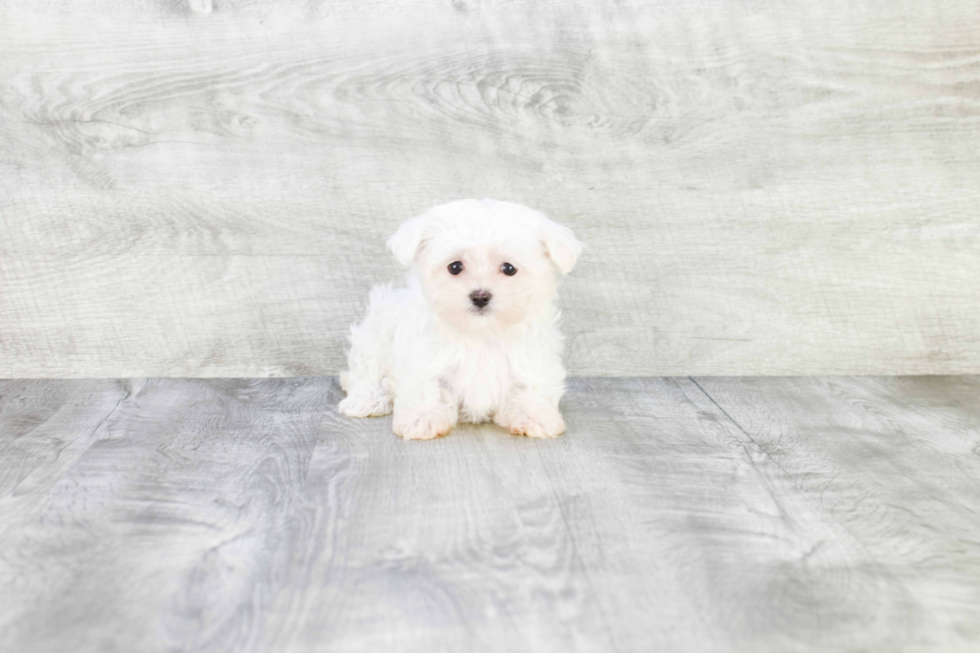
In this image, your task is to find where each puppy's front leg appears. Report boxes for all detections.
[392,379,458,441]
[494,389,566,439]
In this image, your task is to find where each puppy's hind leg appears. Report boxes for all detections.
[339,381,392,418]
[338,284,397,418]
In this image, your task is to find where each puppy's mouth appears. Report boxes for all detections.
[469,305,491,316]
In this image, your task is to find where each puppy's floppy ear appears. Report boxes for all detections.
[386,212,431,267]
[538,214,583,274]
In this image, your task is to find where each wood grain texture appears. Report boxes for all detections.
[691,374,980,648]
[2,376,980,652]
[1,1,979,376]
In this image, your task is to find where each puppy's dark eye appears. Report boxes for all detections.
[501,262,517,276]
[448,261,464,275]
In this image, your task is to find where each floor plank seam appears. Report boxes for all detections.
[687,377,795,482]
[534,446,622,653]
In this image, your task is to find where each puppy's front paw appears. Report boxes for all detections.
[495,402,566,439]
[392,406,455,440]
[339,384,392,418]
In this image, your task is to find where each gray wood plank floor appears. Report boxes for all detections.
[1,376,979,652]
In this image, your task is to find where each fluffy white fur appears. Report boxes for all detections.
[338,198,583,440]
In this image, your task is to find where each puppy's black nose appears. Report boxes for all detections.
[469,289,492,308]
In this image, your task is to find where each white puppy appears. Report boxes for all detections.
[338,198,582,440]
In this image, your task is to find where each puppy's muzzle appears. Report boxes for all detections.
[469,289,492,309]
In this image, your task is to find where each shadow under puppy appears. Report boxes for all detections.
[339,199,582,440]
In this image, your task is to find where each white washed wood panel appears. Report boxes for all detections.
[1,1,979,376]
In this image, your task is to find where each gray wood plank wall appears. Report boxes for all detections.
[2,0,979,377]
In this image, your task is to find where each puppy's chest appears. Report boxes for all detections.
[445,345,513,421]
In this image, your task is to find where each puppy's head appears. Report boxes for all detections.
[387,199,582,334]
